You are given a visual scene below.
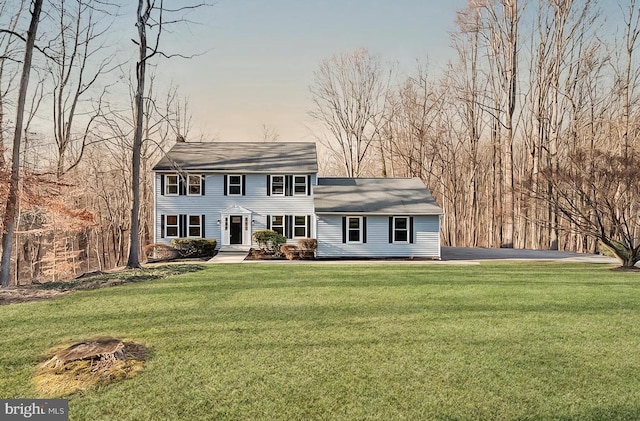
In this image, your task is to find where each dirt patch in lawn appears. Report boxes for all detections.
[0,264,206,305]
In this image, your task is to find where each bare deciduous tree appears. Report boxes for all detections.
[310,49,393,177]
[1,0,43,287]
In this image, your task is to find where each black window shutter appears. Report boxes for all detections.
[266,215,271,230]
[179,176,186,195]
[161,215,165,238]
[285,175,291,196]
[242,175,246,196]
[201,175,206,195]
[160,175,165,195]
[223,175,228,196]
[179,214,186,237]
[409,217,414,243]
[266,175,271,196]
[307,175,312,195]
[363,217,367,243]
[342,217,346,243]
[306,215,311,237]
[202,215,206,238]
[286,215,293,239]
[389,217,393,243]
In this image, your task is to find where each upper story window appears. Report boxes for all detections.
[162,173,205,196]
[271,175,285,196]
[165,175,179,195]
[188,175,203,195]
[267,174,310,196]
[228,175,242,195]
[294,176,307,195]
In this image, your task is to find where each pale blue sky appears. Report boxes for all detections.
[154,0,468,141]
[120,0,628,142]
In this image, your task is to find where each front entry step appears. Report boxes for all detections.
[218,245,251,253]
[207,250,249,264]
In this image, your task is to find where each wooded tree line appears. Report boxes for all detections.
[311,0,640,265]
[0,0,200,285]
[2,0,639,285]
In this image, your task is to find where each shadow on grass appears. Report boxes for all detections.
[37,265,207,292]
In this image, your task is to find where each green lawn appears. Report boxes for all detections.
[1,262,640,420]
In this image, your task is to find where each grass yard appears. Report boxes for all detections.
[1,262,640,420]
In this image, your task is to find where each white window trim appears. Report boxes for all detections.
[271,175,285,196]
[293,215,307,238]
[165,174,179,196]
[187,215,202,238]
[393,216,410,244]
[293,175,307,196]
[166,214,179,238]
[187,174,203,196]
[347,216,363,244]
[228,175,242,196]
[271,215,285,235]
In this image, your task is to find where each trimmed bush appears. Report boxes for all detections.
[297,238,317,259]
[170,239,217,258]
[280,245,299,260]
[142,243,179,262]
[253,230,286,255]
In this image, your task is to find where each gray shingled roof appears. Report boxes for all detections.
[152,142,318,173]
[314,177,443,215]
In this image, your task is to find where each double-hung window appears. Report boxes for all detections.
[228,175,242,195]
[347,216,362,243]
[187,175,202,195]
[271,215,284,235]
[188,215,202,237]
[166,215,179,237]
[294,176,307,195]
[393,217,409,243]
[271,175,285,196]
[165,175,179,195]
[293,216,307,238]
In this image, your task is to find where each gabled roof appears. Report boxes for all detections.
[152,142,318,173]
[314,177,443,215]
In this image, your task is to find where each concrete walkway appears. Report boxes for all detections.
[206,252,249,264]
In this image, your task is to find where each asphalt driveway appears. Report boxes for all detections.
[441,246,619,264]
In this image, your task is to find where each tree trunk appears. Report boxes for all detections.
[126,0,148,269]
[0,0,43,287]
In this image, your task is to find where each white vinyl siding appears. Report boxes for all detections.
[316,214,440,258]
[155,173,316,246]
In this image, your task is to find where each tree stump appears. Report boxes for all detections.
[42,337,126,369]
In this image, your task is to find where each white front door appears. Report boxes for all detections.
[220,206,252,247]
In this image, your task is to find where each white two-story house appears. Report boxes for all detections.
[153,141,443,259]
